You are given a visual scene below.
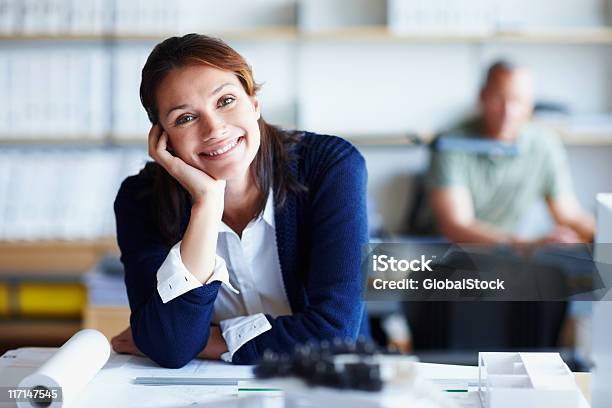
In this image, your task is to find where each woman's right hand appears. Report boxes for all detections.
[148,124,226,213]
[149,124,223,283]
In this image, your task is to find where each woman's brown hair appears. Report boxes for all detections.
[139,33,305,245]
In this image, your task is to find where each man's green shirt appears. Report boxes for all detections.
[427,119,574,233]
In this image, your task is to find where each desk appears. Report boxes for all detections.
[0,348,592,408]
[575,373,591,405]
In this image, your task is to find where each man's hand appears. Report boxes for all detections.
[511,225,582,257]
[539,225,582,244]
[547,194,596,243]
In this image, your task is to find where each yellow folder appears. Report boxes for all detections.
[18,283,86,317]
[0,283,8,317]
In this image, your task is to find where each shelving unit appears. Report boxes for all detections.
[303,26,612,44]
[3,26,612,43]
[1,0,612,146]
[3,129,604,147]
[0,239,118,274]
[0,319,81,344]
[1,0,612,345]
[552,130,612,145]
[0,1,610,230]
[0,238,119,347]
[0,26,300,42]
[346,130,612,147]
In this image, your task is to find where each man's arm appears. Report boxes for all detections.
[547,193,595,242]
[539,128,594,242]
[430,186,516,244]
[431,186,589,244]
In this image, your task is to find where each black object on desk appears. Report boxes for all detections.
[254,338,397,392]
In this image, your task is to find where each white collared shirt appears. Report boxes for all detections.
[155,190,291,361]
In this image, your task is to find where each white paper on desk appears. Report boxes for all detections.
[448,391,482,408]
[17,329,110,408]
[125,355,255,379]
[7,348,58,368]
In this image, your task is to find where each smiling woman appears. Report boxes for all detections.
[112,34,370,367]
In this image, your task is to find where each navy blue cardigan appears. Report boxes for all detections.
[114,132,369,367]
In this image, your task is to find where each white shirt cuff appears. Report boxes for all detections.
[156,241,239,304]
[219,314,272,361]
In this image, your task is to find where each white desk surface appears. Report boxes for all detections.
[0,347,584,408]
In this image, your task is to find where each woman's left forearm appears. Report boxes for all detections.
[198,326,228,360]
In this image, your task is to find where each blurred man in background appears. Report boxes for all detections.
[403,61,596,355]
[428,61,595,244]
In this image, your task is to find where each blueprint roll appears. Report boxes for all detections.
[17,329,110,408]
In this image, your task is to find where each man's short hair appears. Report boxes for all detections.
[483,60,517,88]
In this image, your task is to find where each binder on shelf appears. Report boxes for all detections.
[0,48,111,140]
[388,0,496,36]
[0,146,147,241]
[0,283,9,317]
[111,45,152,139]
[17,282,86,318]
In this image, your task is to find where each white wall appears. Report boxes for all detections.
[479,44,612,114]
[229,40,298,128]
[298,42,479,135]
[361,146,429,234]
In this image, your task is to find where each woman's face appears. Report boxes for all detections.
[156,64,261,181]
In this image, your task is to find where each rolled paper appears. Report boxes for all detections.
[17,329,110,408]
